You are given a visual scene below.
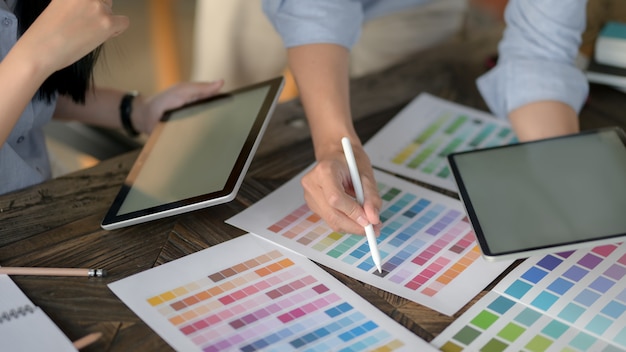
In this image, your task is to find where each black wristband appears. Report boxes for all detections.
[120,91,139,137]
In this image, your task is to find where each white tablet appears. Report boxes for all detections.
[448,127,626,261]
[101,77,284,230]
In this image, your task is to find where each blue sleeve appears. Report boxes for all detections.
[476,0,589,119]
[262,0,365,49]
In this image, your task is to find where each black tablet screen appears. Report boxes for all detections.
[450,128,626,256]
[116,85,270,216]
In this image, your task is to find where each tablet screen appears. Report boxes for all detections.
[448,128,626,260]
[102,77,284,229]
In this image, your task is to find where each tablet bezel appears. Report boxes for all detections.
[101,76,284,230]
[448,127,626,261]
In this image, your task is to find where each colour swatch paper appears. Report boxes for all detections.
[431,242,626,351]
[364,93,516,192]
[109,234,434,352]
[227,169,512,316]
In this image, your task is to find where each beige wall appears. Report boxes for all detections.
[92,1,196,96]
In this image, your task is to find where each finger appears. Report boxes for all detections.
[178,80,225,104]
[317,166,370,229]
[371,222,382,236]
[301,169,366,235]
[305,192,366,235]
[327,189,369,227]
[360,171,382,225]
[193,80,225,99]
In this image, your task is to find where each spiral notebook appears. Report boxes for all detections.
[0,274,76,351]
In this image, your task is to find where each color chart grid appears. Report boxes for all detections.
[227,170,512,316]
[431,242,626,351]
[110,235,433,352]
[364,93,517,192]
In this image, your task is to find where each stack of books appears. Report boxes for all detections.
[586,21,626,91]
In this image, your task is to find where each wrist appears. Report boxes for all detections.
[313,134,361,161]
[120,91,140,137]
[311,126,359,157]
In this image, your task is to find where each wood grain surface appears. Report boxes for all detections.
[1,32,625,351]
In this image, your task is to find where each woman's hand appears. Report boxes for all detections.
[132,80,225,134]
[301,141,382,236]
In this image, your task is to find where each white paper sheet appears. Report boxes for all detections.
[227,169,512,316]
[432,242,626,351]
[364,93,516,192]
[109,234,434,351]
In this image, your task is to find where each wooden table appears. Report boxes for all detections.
[2,32,626,351]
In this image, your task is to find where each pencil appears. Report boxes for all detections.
[0,267,106,277]
[73,332,103,350]
[341,137,383,273]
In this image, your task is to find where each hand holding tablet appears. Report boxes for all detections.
[101,77,284,230]
[448,127,626,261]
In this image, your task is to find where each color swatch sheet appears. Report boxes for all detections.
[227,169,512,316]
[109,234,433,352]
[431,242,626,351]
[0,274,76,351]
[364,93,517,192]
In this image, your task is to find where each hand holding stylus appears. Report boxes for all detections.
[341,137,383,273]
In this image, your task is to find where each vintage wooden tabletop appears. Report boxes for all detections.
[1,32,625,351]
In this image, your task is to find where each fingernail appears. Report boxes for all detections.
[356,216,369,227]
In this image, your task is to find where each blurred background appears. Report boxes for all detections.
[44,0,196,176]
[44,0,625,178]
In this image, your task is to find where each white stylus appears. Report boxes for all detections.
[341,137,383,273]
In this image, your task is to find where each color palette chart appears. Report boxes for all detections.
[364,93,517,192]
[109,235,433,352]
[227,169,511,316]
[431,242,626,351]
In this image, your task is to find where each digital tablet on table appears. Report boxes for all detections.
[101,77,284,230]
[448,127,626,261]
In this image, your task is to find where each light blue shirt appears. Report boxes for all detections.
[262,0,448,49]
[0,2,55,195]
[264,0,589,123]
[477,0,589,119]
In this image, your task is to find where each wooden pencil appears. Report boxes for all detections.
[73,332,103,350]
[0,267,106,277]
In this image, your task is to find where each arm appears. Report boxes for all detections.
[288,44,381,235]
[0,0,128,146]
[476,0,589,141]
[0,44,50,145]
[509,101,579,142]
[54,81,224,134]
[263,0,381,235]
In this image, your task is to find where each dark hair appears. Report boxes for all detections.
[15,0,102,104]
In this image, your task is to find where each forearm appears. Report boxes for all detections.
[0,50,52,145]
[509,100,579,142]
[53,87,140,131]
[288,44,359,158]
[54,81,226,135]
